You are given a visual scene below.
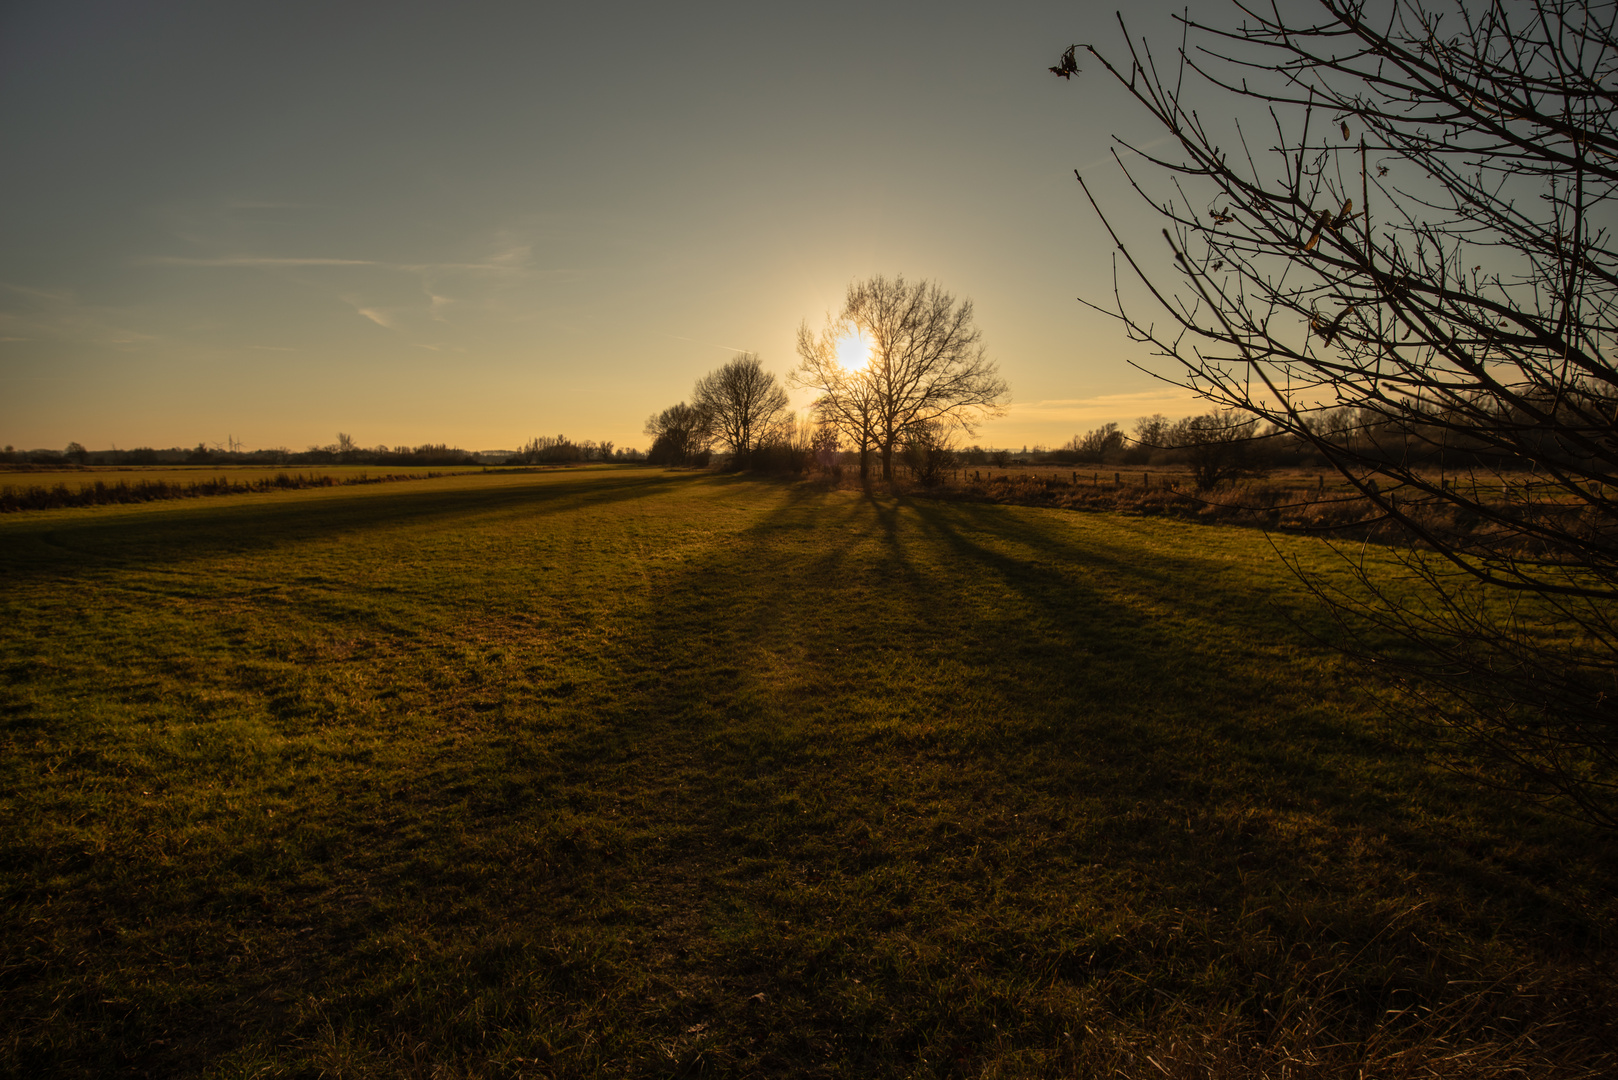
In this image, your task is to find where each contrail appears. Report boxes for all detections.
[663,333,749,354]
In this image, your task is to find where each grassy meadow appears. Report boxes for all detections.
[0,465,508,515]
[0,464,491,486]
[1,468,1613,1077]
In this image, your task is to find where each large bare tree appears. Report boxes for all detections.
[797,275,1008,482]
[691,353,790,469]
[1056,0,1618,825]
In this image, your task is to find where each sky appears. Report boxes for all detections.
[1,0,1212,454]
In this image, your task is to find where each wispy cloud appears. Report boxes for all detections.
[355,307,393,328]
[0,281,160,351]
[226,200,321,210]
[1002,387,1199,423]
[1,282,72,302]
[397,262,526,273]
[142,254,534,274]
[142,255,378,267]
[663,332,751,354]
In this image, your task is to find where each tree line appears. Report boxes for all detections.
[509,436,643,465]
[1048,399,1575,493]
[1,436,646,468]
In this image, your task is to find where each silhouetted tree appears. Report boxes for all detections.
[1169,411,1266,491]
[1064,422,1126,463]
[691,353,789,469]
[797,275,1008,482]
[901,420,958,485]
[1057,0,1618,826]
[644,403,712,466]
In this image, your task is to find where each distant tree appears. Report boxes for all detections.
[64,441,88,465]
[1064,422,1126,463]
[644,402,712,466]
[901,420,958,485]
[691,353,790,469]
[1133,414,1170,450]
[746,410,818,474]
[515,435,591,465]
[810,423,842,473]
[1168,412,1266,491]
[797,275,1008,482]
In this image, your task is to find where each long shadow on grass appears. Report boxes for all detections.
[518,481,1618,1074]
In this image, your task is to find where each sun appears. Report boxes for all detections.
[834,329,872,371]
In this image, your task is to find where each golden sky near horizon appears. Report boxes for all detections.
[2,0,1213,454]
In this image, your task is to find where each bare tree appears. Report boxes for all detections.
[691,353,790,469]
[1064,422,1127,463]
[1057,0,1618,825]
[901,420,958,485]
[1170,411,1267,491]
[643,402,712,466]
[1133,414,1172,450]
[797,275,1009,482]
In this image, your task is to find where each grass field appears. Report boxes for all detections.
[0,463,492,486]
[2,468,1613,1077]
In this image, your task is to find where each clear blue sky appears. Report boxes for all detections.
[1,0,1206,453]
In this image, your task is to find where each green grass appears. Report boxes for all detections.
[1,469,1613,1078]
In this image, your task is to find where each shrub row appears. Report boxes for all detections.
[0,471,443,513]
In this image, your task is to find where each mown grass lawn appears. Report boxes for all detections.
[1,468,1613,1078]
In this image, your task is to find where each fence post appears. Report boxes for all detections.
[1144,471,1150,488]
[1114,472,1121,486]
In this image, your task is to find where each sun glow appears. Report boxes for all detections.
[834,329,872,372]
